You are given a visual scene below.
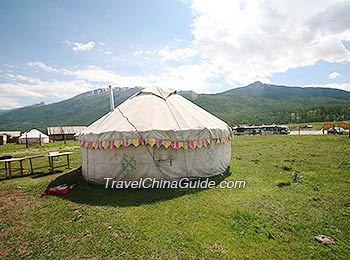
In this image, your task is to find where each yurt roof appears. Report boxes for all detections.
[19,129,48,139]
[79,87,231,142]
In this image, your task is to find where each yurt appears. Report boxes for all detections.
[19,129,49,144]
[78,87,232,184]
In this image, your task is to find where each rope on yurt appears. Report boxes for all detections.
[116,106,172,179]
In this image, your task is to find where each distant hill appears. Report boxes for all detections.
[0,82,349,132]
[0,87,140,132]
[222,81,350,99]
[184,82,350,126]
[0,109,9,116]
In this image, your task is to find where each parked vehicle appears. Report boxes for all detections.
[327,127,346,135]
[278,126,290,135]
[234,125,290,135]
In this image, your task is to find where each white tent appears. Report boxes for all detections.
[78,87,232,184]
[19,129,49,144]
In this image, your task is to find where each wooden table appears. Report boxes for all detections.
[46,152,73,173]
[0,151,74,178]
[0,157,25,178]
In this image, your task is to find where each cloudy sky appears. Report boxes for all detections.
[0,0,350,109]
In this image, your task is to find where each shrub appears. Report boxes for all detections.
[276,180,291,187]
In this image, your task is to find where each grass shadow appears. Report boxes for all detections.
[46,167,231,207]
[0,169,63,182]
[0,174,28,182]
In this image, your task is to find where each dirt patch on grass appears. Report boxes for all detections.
[0,188,33,210]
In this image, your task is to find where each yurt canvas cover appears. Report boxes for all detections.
[19,129,49,144]
[79,87,232,184]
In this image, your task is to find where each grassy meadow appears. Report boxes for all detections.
[0,135,349,259]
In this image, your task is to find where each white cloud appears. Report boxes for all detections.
[72,66,124,84]
[65,40,96,52]
[159,46,199,63]
[67,63,221,92]
[157,63,223,91]
[133,50,144,56]
[62,68,74,75]
[329,72,341,79]
[13,74,42,84]
[189,0,350,84]
[73,41,96,52]
[0,96,22,109]
[306,2,350,35]
[1,77,92,98]
[104,51,113,55]
[28,61,57,72]
[0,73,95,108]
[132,50,158,59]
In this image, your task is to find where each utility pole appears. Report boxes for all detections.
[62,129,66,144]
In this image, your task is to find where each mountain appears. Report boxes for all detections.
[0,82,349,132]
[184,81,350,125]
[0,109,8,116]
[222,81,350,99]
[0,87,140,132]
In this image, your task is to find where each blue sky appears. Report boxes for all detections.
[0,0,350,109]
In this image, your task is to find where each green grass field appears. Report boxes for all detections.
[0,136,349,259]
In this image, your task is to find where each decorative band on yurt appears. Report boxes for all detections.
[79,136,232,150]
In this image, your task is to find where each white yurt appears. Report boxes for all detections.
[78,87,232,184]
[19,129,49,144]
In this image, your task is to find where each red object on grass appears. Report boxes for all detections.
[41,184,75,197]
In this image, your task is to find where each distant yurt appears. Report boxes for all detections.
[19,129,49,144]
[78,87,232,184]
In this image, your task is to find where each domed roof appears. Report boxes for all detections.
[79,87,231,142]
[19,129,48,139]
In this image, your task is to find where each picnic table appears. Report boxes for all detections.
[0,157,25,178]
[0,151,74,178]
[46,152,73,173]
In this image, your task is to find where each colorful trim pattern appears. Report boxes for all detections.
[79,136,231,150]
